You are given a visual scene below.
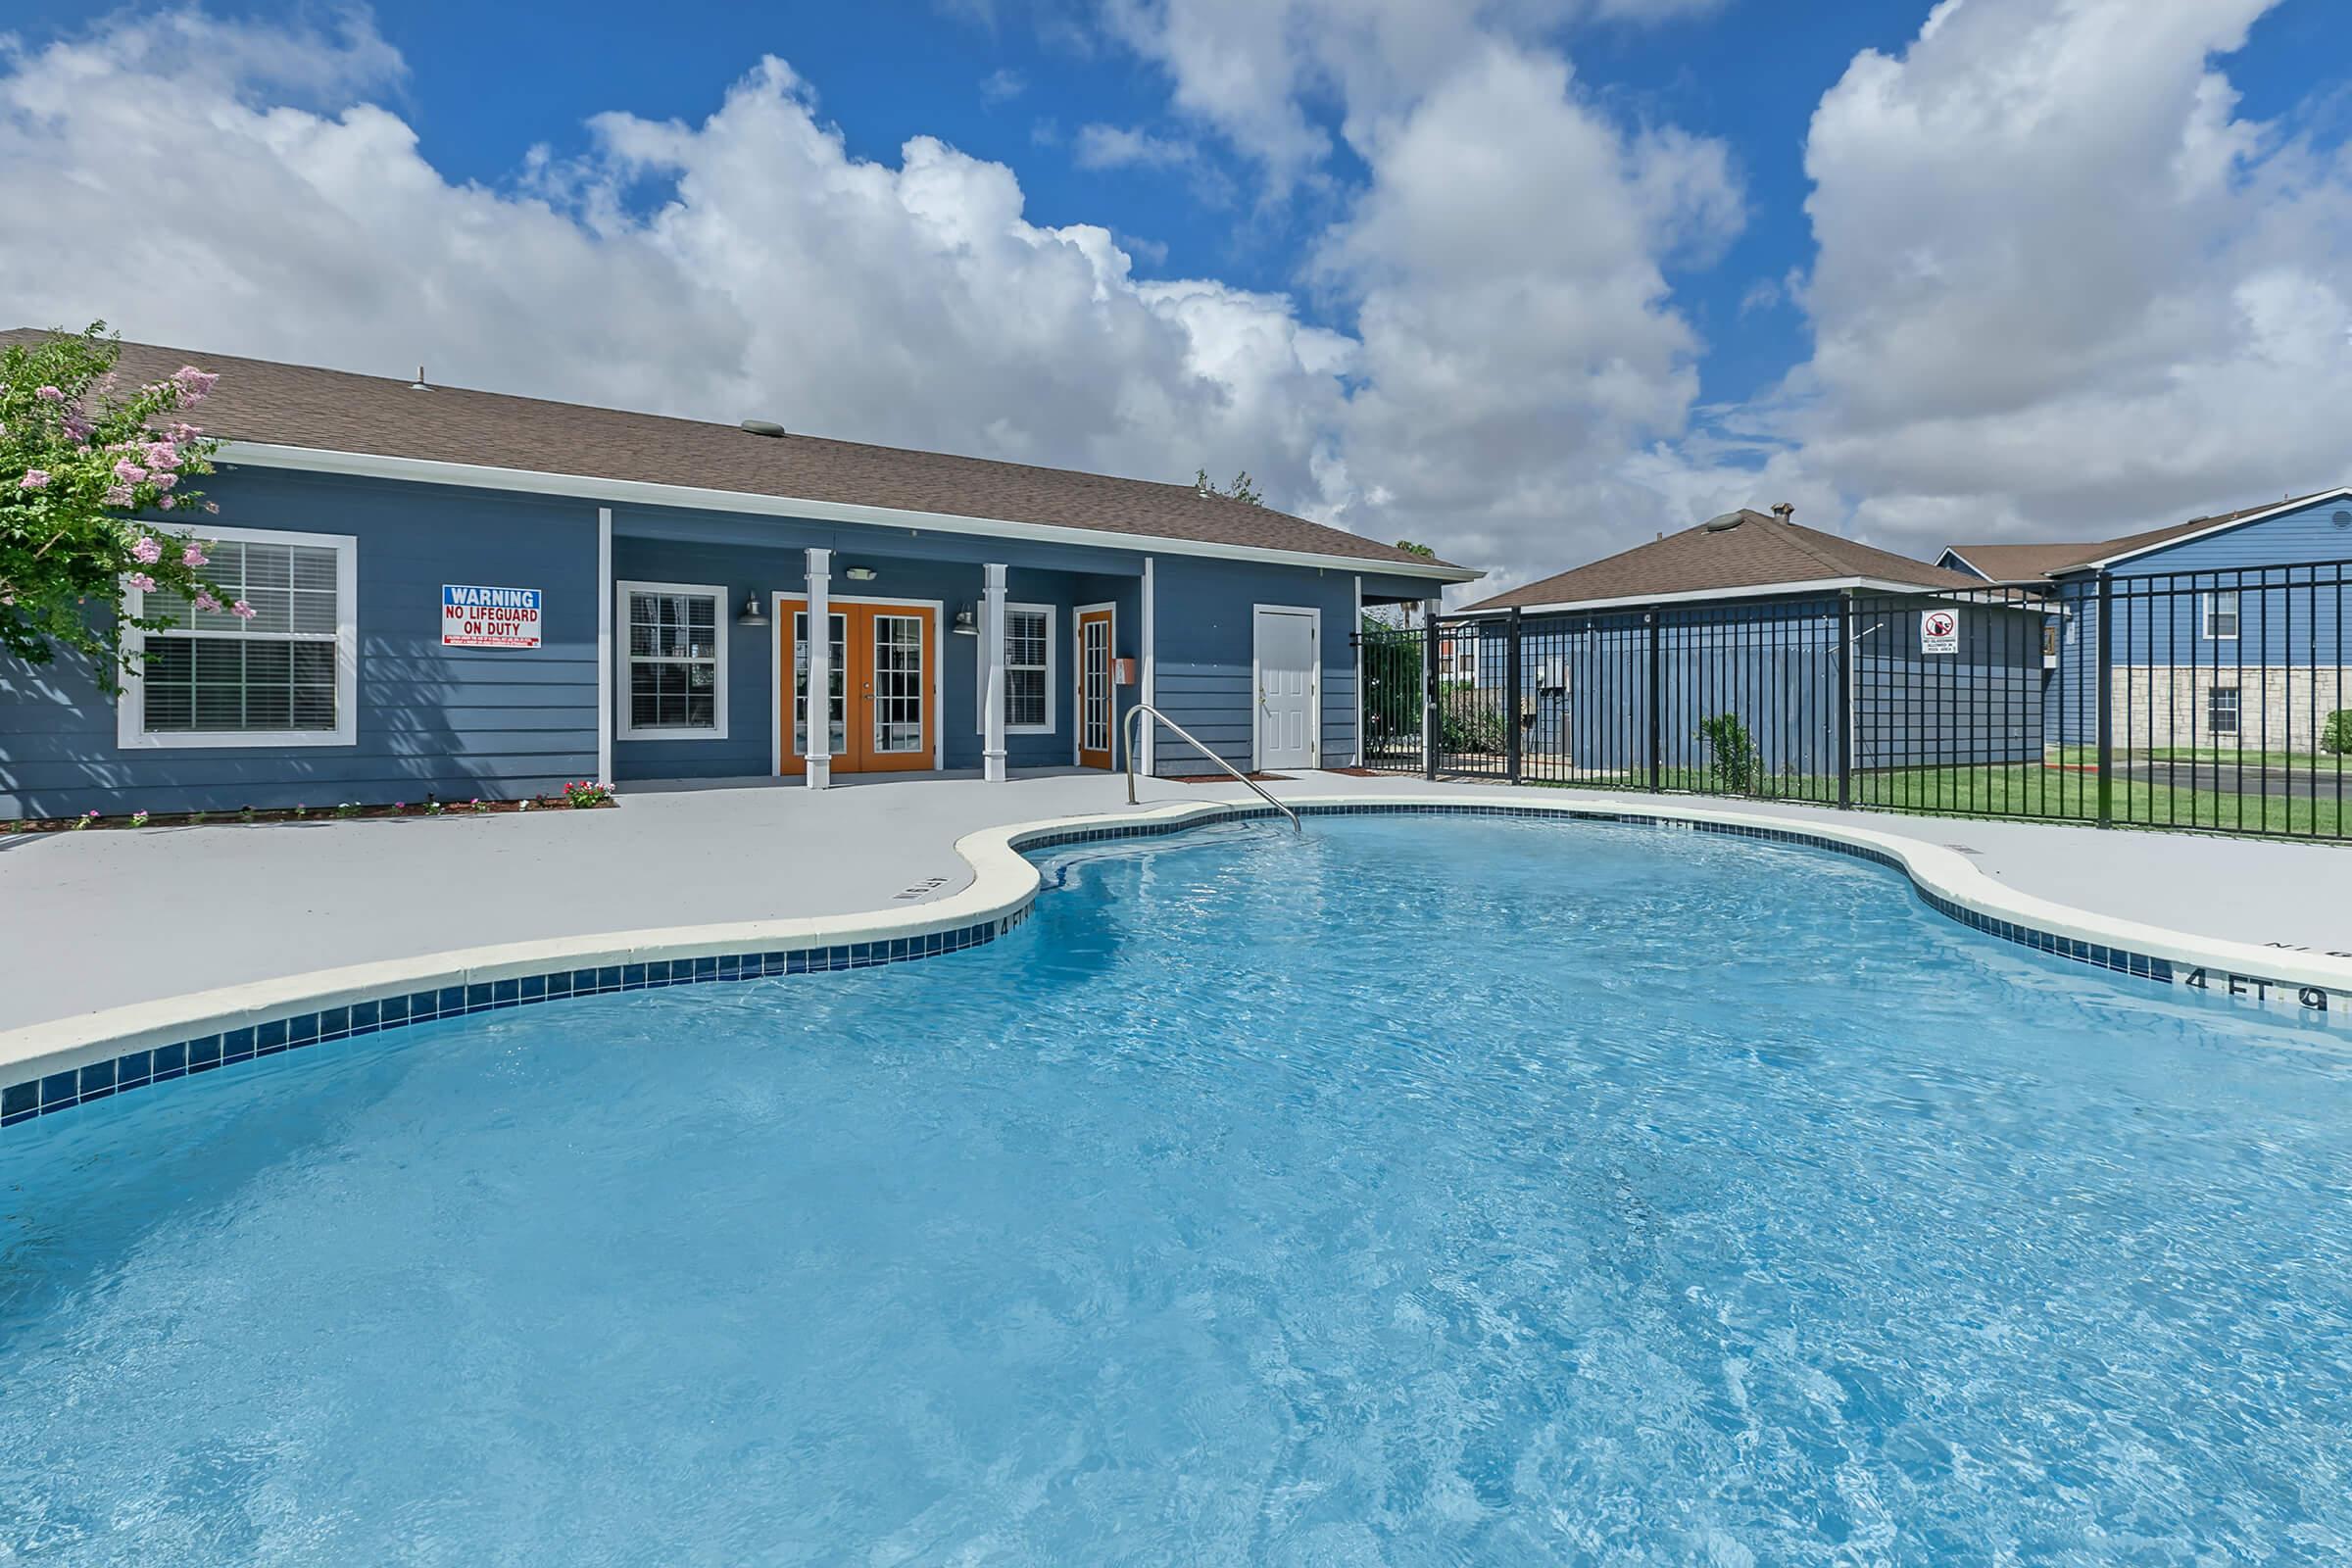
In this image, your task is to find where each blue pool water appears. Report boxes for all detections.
[4,815,2350,1564]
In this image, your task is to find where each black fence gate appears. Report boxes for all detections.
[1352,561,2352,841]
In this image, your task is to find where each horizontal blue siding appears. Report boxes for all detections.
[1150,557,1375,774]
[0,468,601,817]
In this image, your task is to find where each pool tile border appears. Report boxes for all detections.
[5,798,2344,1135]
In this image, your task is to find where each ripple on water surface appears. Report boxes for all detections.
[3,815,2350,1564]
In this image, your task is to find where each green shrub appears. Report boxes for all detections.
[1696,712,1765,794]
[2324,710,2352,757]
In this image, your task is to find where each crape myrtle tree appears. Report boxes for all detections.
[0,324,246,690]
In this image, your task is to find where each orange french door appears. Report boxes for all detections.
[1076,606,1114,769]
[777,600,936,775]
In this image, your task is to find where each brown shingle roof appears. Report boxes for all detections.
[1938,542,2106,583]
[2,330,1466,575]
[1943,490,2346,579]
[1461,510,1981,612]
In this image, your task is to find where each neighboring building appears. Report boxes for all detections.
[0,334,1474,817]
[1461,508,2052,776]
[1942,487,2352,754]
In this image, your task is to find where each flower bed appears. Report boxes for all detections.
[2,782,616,834]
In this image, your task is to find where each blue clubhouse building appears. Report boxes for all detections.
[0,334,1473,819]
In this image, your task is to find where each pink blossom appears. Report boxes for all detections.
[33,385,64,402]
[130,536,163,564]
[168,421,200,442]
[17,469,49,490]
[112,459,147,485]
[143,441,181,470]
[180,543,207,566]
[153,472,177,491]
[172,367,219,399]
[104,485,133,508]
[158,495,176,510]
[193,590,221,612]
[125,572,157,593]
[229,599,257,620]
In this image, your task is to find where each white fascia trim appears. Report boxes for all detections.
[2074,486,2352,571]
[1463,576,1942,616]
[116,523,360,751]
[218,441,1487,584]
[613,578,731,742]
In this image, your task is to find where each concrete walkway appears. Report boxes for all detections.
[3,769,2346,1033]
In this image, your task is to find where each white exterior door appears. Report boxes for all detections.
[1253,607,1318,769]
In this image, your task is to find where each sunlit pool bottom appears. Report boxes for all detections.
[4,815,2348,1564]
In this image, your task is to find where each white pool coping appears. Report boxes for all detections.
[4,794,2349,1108]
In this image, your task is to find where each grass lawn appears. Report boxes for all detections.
[1513,760,2352,840]
[2052,745,2352,770]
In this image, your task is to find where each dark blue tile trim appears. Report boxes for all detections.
[1,903,1033,1134]
[0,801,2291,1136]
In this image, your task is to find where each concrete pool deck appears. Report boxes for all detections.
[2,768,2347,1036]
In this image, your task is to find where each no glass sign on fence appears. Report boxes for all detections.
[1921,608,1960,655]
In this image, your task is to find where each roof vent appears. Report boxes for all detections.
[410,366,429,392]
[740,418,787,438]
[1701,512,1746,532]
[1770,501,1795,523]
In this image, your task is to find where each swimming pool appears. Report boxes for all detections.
[3,813,2348,1562]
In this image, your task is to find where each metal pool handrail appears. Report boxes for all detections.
[1120,702,1301,832]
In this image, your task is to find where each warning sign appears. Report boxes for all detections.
[442,584,542,649]
[1921,607,1960,655]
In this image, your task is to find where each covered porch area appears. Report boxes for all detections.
[602,507,1156,791]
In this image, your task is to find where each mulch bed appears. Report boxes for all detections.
[2,796,615,835]
[1318,766,1381,777]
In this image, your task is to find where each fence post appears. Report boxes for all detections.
[1645,609,1663,793]
[1504,609,1524,785]
[1422,600,1442,781]
[2095,570,2113,827]
[1836,595,1853,809]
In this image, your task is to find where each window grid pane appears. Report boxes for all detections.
[626,590,722,732]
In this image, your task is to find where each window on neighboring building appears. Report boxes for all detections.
[977,604,1054,734]
[2202,589,2240,641]
[2207,684,2240,736]
[618,580,728,739]
[119,526,358,749]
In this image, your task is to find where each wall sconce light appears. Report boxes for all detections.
[736,596,769,626]
[951,604,978,636]
[844,565,879,582]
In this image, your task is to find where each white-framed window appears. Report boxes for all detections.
[2206,684,2240,736]
[117,525,359,750]
[2201,589,2240,641]
[616,580,728,740]
[976,602,1054,734]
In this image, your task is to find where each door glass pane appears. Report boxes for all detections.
[873,614,925,755]
[1083,617,1109,751]
[792,612,847,757]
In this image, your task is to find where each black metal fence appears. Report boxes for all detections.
[1353,560,2352,841]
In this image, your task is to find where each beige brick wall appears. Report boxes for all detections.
[2112,664,2348,753]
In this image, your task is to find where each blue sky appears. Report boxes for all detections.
[3,1,2349,590]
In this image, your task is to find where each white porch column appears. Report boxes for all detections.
[805,546,831,791]
[982,563,1008,782]
[596,506,613,787]
[1140,557,1157,776]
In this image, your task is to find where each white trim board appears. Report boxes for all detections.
[770,591,947,773]
[1072,601,1117,768]
[613,579,731,742]
[1463,575,1983,617]
[971,602,1056,737]
[2067,486,2352,572]
[1250,602,1322,771]
[115,522,361,752]
[217,441,1485,584]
